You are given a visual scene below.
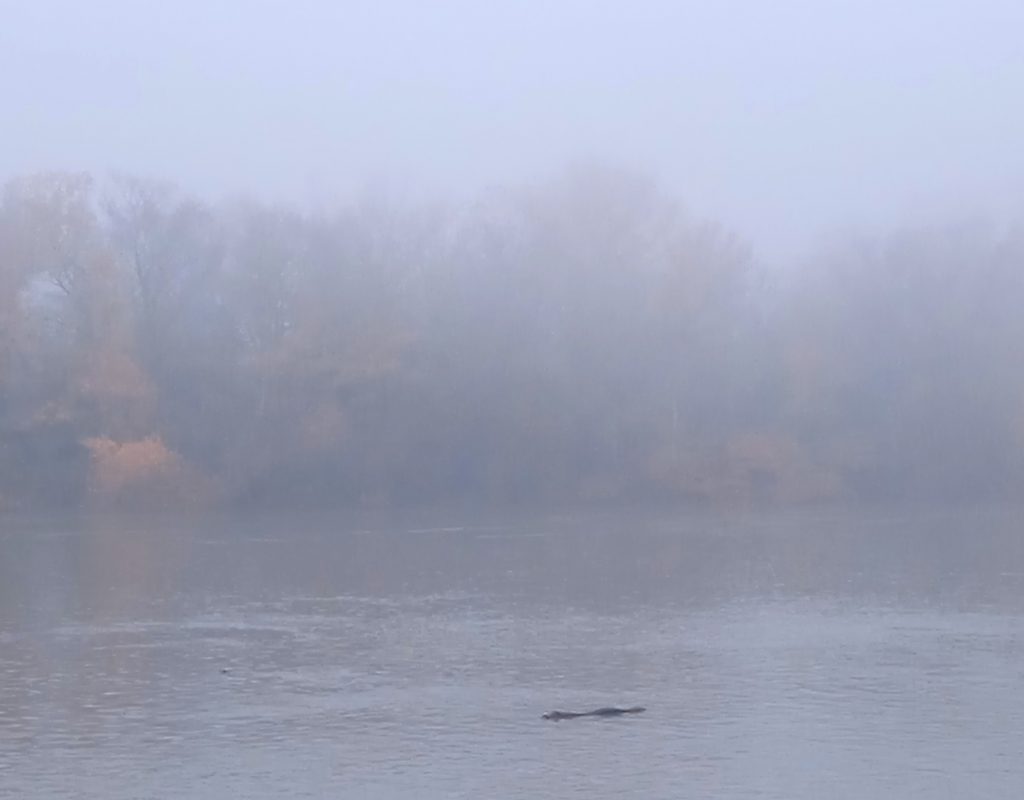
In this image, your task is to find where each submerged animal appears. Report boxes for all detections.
[542,706,646,721]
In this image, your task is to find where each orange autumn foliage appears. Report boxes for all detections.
[82,436,214,508]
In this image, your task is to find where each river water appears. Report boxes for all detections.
[2,506,1024,798]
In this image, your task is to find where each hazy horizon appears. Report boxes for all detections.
[4,1,1024,512]
[3,0,1024,262]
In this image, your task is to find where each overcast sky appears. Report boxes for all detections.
[2,0,1023,260]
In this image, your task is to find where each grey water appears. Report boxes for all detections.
[2,506,1024,798]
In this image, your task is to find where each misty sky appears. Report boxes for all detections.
[3,0,1023,260]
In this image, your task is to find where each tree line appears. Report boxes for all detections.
[1,166,1022,510]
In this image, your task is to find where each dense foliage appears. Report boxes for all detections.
[2,167,1022,509]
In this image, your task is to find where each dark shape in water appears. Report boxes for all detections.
[542,706,646,721]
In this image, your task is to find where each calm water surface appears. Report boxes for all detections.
[2,506,1024,798]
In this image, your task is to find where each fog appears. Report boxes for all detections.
[8,7,1024,796]
[3,2,1024,512]
[2,162,1024,510]
[3,1,1024,259]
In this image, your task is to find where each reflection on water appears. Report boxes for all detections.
[2,507,1024,798]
